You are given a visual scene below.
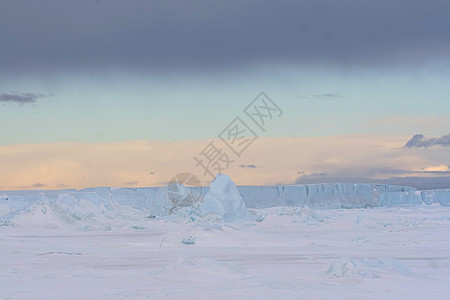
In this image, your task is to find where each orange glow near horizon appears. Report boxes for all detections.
[1,135,447,191]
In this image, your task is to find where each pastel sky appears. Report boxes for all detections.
[1,0,449,190]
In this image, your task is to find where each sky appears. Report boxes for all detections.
[0,0,449,190]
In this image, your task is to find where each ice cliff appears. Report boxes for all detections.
[1,182,449,223]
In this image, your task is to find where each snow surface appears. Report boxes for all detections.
[1,180,450,299]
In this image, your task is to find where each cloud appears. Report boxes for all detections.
[295,167,409,184]
[124,181,139,185]
[379,176,450,190]
[239,164,257,168]
[295,164,450,189]
[12,183,47,190]
[420,164,449,172]
[32,183,46,188]
[295,174,450,190]
[0,92,45,104]
[404,133,450,148]
[297,93,345,100]
[313,93,345,99]
[0,0,449,74]
[148,170,162,175]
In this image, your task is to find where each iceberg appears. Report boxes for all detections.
[201,173,249,222]
[421,189,450,206]
[147,186,175,217]
[238,183,416,209]
[379,191,423,206]
[380,189,450,207]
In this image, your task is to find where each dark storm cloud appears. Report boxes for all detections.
[0,92,45,104]
[375,177,450,190]
[0,0,449,73]
[404,133,450,148]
